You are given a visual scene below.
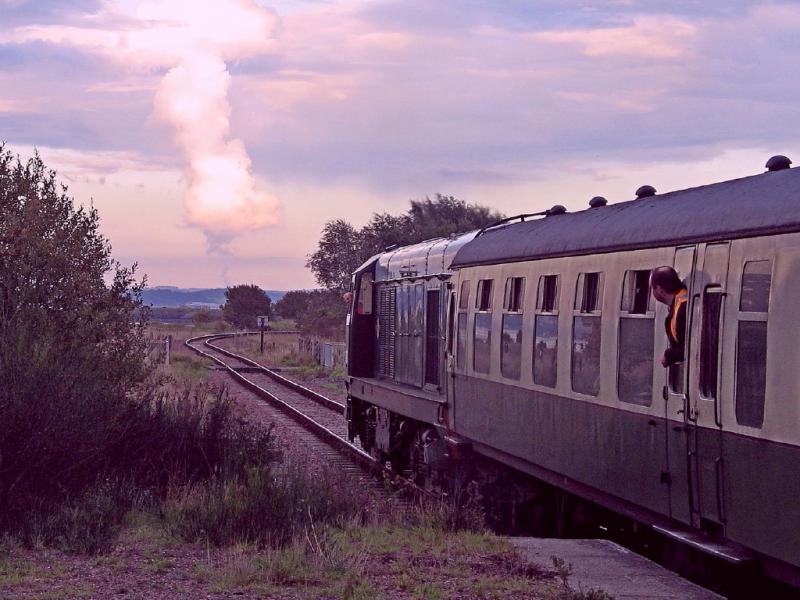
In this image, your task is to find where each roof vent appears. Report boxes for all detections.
[635,185,656,199]
[766,155,791,172]
[589,196,608,208]
[547,205,567,216]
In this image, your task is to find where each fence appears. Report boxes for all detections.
[145,335,171,366]
[298,336,347,369]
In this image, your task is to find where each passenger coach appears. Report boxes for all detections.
[346,156,800,586]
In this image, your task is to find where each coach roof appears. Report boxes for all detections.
[451,166,800,268]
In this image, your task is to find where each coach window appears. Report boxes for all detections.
[456,280,470,370]
[473,279,493,374]
[572,272,603,396]
[735,260,771,428]
[618,269,655,406]
[700,287,724,400]
[501,277,525,380]
[533,274,559,387]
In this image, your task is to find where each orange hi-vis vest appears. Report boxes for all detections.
[669,288,689,342]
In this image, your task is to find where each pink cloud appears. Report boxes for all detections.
[530,17,697,58]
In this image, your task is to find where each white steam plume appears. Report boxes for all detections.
[136,1,282,248]
[7,0,282,248]
[154,51,280,248]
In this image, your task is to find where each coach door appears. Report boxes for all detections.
[686,242,731,529]
[665,246,695,524]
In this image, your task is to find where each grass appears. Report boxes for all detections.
[161,459,371,549]
[0,465,614,599]
[267,318,298,331]
[168,353,212,383]
[219,331,300,366]
[29,587,93,600]
[0,556,32,586]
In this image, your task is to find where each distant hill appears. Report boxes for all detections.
[142,287,286,308]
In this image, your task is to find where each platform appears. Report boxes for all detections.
[510,538,722,599]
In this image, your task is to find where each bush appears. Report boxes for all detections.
[163,460,370,548]
[19,479,135,554]
[1,378,280,552]
[0,145,149,525]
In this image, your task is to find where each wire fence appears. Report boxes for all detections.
[298,336,347,369]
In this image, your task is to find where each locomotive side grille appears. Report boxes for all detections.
[377,287,396,377]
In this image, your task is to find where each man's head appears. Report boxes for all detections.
[650,266,685,305]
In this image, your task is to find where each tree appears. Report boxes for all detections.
[295,289,348,341]
[222,284,271,329]
[305,219,363,291]
[408,194,503,241]
[307,194,504,291]
[274,289,315,320]
[0,144,148,513]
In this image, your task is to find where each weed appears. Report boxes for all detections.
[30,586,93,600]
[411,581,445,599]
[19,479,130,554]
[394,572,415,590]
[335,574,379,600]
[473,575,533,598]
[170,354,211,383]
[145,557,175,574]
[566,590,616,600]
[552,555,573,588]
[0,557,31,586]
[549,556,615,600]
[404,483,487,533]
[163,460,369,549]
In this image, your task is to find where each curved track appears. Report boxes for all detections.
[185,332,424,500]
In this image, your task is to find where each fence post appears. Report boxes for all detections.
[164,335,171,366]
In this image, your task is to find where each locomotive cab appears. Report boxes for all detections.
[345,232,476,473]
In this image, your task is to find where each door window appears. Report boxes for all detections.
[618,269,654,406]
[699,288,723,400]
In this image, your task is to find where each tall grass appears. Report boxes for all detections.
[0,381,279,553]
[163,461,371,548]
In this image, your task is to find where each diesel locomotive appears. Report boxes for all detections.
[345,155,800,587]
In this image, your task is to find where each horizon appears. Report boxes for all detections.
[2,1,799,289]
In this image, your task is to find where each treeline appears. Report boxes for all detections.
[307,194,504,291]
[281,195,504,340]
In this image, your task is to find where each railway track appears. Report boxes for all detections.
[185,332,423,502]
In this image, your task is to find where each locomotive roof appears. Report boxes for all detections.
[374,230,477,281]
[451,167,800,268]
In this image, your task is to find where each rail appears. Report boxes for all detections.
[185,333,431,498]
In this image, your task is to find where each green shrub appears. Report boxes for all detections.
[18,479,134,554]
[1,381,279,553]
[163,460,369,548]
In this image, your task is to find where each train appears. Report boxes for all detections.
[344,155,800,588]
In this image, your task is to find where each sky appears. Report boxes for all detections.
[1,0,799,290]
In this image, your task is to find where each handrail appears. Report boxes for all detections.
[475,211,549,237]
